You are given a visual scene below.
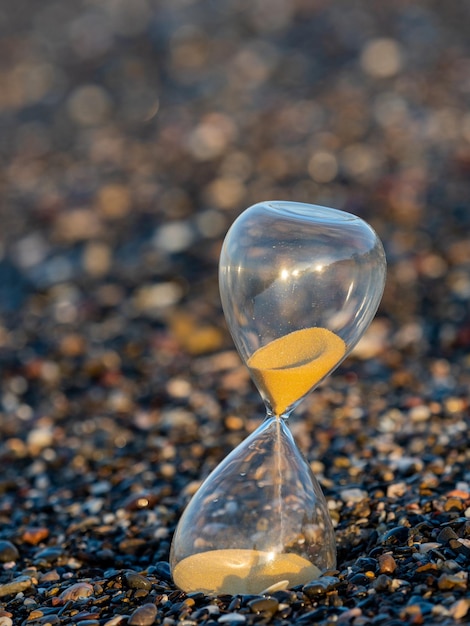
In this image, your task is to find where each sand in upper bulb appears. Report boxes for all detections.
[172,548,321,595]
[247,327,346,416]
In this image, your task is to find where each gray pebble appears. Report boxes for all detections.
[247,597,279,615]
[124,572,152,590]
[0,540,19,562]
[128,603,157,626]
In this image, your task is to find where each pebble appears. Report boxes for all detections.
[1,4,470,626]
[450,599,470,620]
[340,488,368,503]
[0,541,19,563]
[381,526,409,546]
[437,573,468,591]
[58,582,94,602]
[0,618,13,626]
[0,576,32,597]
[218,614,246,624]
[124,572,153,590]
[378,553,397,574]
[247,597,279,615]
[128,603,158,626]
[303,576,340,597]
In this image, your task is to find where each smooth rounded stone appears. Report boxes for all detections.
[0,618,13,626]
[303,576,340,597]
[450,598,470,620]
[154,561,172,582]
[128,603,157,626]
[218,614,246,624]
[348,573,369,586]
[247,597,279,615]
[0,541,19,562]
[58,582,94,602]
[124,572,152,590]
[372,574,392,592]
[0,576,33,597]
[33,547,63,563]
[378,553,397,574]
[381,526,409,546]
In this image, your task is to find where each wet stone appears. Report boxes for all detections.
[0,541,19,562]
[247,597,279,614]
[128,603,158,625]
[154,561,172,582]
[124,572,153,590]
[381,526,409,546]
[303,576,340,597]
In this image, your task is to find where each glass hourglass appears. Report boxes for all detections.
[170,201,386,595]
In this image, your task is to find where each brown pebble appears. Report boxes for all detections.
[378,553,397,574]
[437,573,468,591]
[58,582,94,602]
[450,598,470,620]
[22,527,50,545]
[40,569,60,583]
[128,603,157,626]
[444,497,465,512]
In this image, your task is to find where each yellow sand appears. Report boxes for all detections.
[247,327,346,416]
[173,548,321,594]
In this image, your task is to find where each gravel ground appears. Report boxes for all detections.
[1,1,470,624]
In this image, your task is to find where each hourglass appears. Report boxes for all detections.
[170,201,386,595]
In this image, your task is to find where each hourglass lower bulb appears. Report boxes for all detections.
[170,201,386,595]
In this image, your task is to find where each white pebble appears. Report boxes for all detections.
[218,614,246,623]
[340,488,368,503]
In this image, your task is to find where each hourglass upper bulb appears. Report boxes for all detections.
[219,201,386,417]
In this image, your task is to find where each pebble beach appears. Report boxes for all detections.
[1,1,470,624]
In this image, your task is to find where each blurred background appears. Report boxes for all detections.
[0,0,470,561]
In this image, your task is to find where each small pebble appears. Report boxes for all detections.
[128,603,157,626]
[450,598,470,620]
[303,576,340,597]
[381,526,409,546]
[340,488,368,503]
[378,553,397,574]
[0,541,19,563]
[437,572,468,591]
[247,597,279,615]
[0,576,32,597]
[58,582,94,602]
[218,614,246,624]
[124,572,153,590]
